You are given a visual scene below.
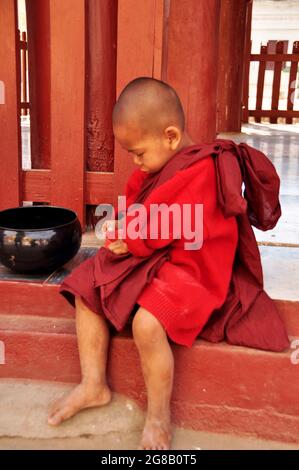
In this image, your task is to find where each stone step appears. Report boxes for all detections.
[0,379,297,450]
[0,279,297,334]
[0,244,298,335]
[0,314,299,444]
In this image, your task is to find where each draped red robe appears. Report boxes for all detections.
[59,140,289,352]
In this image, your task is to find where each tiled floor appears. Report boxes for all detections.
[260,245,299,301]
[0,247,97,285]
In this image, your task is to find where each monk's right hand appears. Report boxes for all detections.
[106,239,129,255]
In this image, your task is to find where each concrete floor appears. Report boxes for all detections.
[219,123,299,246]
[0,379,298,450]
[218,124,299,303]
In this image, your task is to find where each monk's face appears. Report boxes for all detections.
[114,123,182,174]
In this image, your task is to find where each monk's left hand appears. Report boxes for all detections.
[107,239,129,255]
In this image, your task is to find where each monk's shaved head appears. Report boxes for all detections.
[112,77,185,137]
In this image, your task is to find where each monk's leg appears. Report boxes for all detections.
[48,296,112,425]
[132,307,174,450]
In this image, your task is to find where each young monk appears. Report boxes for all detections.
[47,77,238,450]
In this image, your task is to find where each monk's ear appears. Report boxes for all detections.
[164,126,181,150]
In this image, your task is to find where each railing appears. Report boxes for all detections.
[243,40,299,124]
[19,30,29,116]
[0,0,164,228]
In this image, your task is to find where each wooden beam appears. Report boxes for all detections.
[251,53,299,62]
[49,0,86,227]
[0,0,22,210]
[23,170,114,205]
[86,172,114,205]
[248,110,299,119]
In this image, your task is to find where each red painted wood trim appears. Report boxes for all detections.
[0,0,22,210]
[23,169,51,202]
[251,53,299,62]
[86,171,115,205]
[270,41,284,124]
[255,45,267,123]
[249,110,299,119]
[23,170,114,205]
[286,41,299,124]
[241,1,253,123]
[49,0,86,227]
[20,31,28,116]
[86,0,117,173]
[25,0,51,168]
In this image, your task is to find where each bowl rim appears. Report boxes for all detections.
[0,205,81,232]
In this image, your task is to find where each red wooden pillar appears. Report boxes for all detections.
[0,0,22,210]
[86,0,117,173]
[85,0,118,229]
[164,0,221,143]
[114,0,166,202]
[242,0,253,123]
[49,0,86,228]
[25,0,51,169]
[217,0,251,133]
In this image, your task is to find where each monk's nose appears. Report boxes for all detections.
[133,156,142,166]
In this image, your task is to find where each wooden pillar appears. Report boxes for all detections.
[114,0,166,202]
[217,0,251,133]
[0,0,22,210]
[164,0,221,143]
[242,0,253,123]
[86,0,117,173]
[49,0,86,228]
[25,0,51,169]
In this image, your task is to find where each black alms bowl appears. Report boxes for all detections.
[0,206,82,273]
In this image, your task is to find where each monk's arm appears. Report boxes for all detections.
[123,185,201,257]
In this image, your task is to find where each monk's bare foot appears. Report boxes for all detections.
[47,382,112,426]
[138,417,172,450]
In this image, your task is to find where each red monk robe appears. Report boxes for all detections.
[60,145,238,348]
[59,141,289,351]
[122,154,238,347]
